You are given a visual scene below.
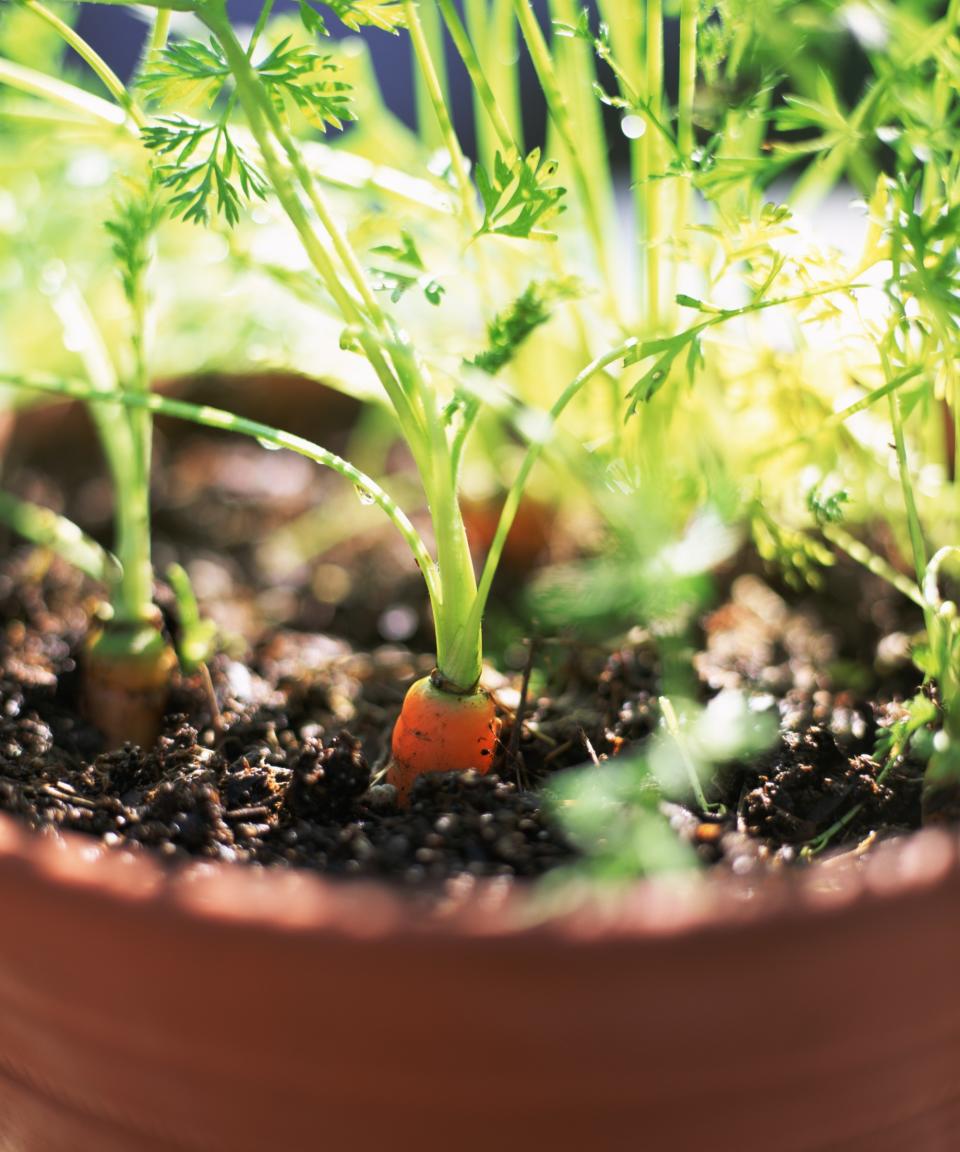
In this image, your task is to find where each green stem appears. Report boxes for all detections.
[1,373,442,615]
[822,524,923,609]
[411,355,480,689]
[287,140,453,214]
[21,0,145,128]
[203,12,393,333]
[80,0,194,8]
[429,427,482,691]
[801,804,864,858]
[466,340,636,639]
[51,281,152,624]
[117,196,159,627]
[203,11,427,459]
[133,8,172,81]
[673,0,698,318]
[249,0,277,53]
[449,399,481,485]
[462,0,494,167]
[112,448,154,623]
[676,0,697,168]
[512,0,618,322]
[644,0,664,333]
[248,79,392,326]
[597,0,645,318]
[48,283,136,517]
[204,4,480,691]
[405,0,480,230]
[884,193,931,628]
[0,492,118,584]
[548,0,614,251]
[149,10,172,54]
[411,0,448,149]
[0,56,128,126]
[659,696,714,813]
[491,0,522,149]
[922,547,960,725]
[886,361,928,594]
[438,0,516,158]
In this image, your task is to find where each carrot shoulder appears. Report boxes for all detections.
[83,619,177,750]
[387,674,500,803]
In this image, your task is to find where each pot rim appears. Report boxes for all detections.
[1,809,956,945]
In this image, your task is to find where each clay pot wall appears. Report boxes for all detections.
[0,813,958,1151]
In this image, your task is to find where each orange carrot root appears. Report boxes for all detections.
[387,674,500,803]
[83,622,178,751]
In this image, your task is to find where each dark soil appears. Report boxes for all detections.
[0,552,569,883]
[0,547,927,887]
[0,395,930,887]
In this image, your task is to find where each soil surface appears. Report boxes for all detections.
[0,394,930,887]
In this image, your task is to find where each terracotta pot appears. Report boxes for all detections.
[1,813,959,1151]
[462,495,556,573]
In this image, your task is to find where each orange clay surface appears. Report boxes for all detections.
[387,676,500,803]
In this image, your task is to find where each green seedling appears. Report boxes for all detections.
[125,0,865,799]
[548,689,776,883]
[0,4,175,748]
[1,0,958,853]
[0,491,118,584]
[54,178,179,750]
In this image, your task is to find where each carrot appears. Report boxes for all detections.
[387,673,500,803]
[83,618,177,750]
